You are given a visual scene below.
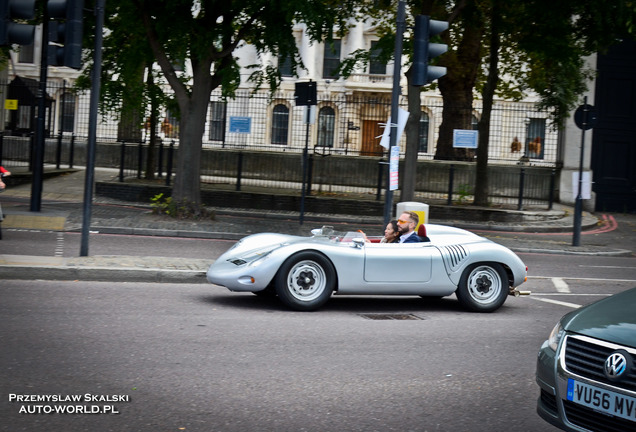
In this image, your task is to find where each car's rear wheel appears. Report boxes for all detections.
[456,263,509,312]
[275,251,335,311]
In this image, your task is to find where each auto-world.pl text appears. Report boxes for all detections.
[8,393,129,415]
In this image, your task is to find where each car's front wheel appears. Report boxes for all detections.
[275,251,336,311]
[456,263,509,312]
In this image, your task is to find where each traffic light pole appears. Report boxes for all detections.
[80,0,105,256]
[30,8,50,212]
[384,0,406,225]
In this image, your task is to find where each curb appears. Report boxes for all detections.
[0,265,208,283]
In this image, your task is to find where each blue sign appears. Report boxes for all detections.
[453,129,478,149]
[229,116,251,134]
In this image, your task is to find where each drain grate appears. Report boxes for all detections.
[359,313,424,321]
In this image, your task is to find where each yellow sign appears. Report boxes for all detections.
[5,99,18,110]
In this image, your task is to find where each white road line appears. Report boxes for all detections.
[55,232,64,257]
[529,276,636,283]
[531,297,581,309]
[551,277,570,293]
[580,265,636,269]
[530,293,610,297]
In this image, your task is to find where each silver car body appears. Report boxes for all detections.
[206,224,527,300]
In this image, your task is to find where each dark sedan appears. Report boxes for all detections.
[536,287,636,431]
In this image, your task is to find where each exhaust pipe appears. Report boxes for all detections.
[509,288,531,297]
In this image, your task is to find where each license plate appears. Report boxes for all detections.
[567,378,636,422]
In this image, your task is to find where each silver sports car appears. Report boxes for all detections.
[206,225,528,312]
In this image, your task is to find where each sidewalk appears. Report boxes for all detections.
[0,167,632,283]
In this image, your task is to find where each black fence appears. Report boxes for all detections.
[114,141,556,210]
[1,78,559,166]
[1,77,560,210]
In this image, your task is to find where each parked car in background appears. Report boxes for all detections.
[207,225,528,312]
[536,287,636,431]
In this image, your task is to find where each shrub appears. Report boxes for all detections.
[150,193,215,220]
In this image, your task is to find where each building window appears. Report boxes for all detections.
[209,101,226,141]
[418,111,429,152]
[323,39,341,79]
[271,104,289,145]
[526,118,545,159]
[17,44,34,64]
[369,41,386,75]
[317,106,335,148]
[58,92,76,133]
[279,54,293,77]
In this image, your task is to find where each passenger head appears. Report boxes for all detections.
[397,211,419,234]
[384,220,400,242]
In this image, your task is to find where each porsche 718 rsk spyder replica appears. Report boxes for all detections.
[206,225,528,312]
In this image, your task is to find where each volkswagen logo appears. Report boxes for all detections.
[604,352,628,380]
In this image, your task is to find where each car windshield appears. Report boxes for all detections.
[311,226,363,243]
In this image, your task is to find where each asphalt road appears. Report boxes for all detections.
[2,216,636,432]
[2,268,634,432]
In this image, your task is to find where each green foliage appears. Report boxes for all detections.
[345,0,635,129]
[150,193,215,220]
[77,0,367,204]
[455,184,474,204]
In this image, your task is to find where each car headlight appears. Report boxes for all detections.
[548,322,564,351]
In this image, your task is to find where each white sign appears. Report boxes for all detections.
[572,171,592,199]
[379,108,409,149]
[304,105,316,124]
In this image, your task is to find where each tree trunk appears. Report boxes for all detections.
[474,3,501,207]
[171,99,207,206]
[171,62,214,206]
[435,85,475,161]
[434,4,484,161]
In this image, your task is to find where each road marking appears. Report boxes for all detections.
[551,277,570,293]
[55,232,64,257]
[581,265,636,270]
[532,297,581,309]
[529,276,636,283]
[530,293,610,297]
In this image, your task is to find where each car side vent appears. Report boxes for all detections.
[439,244,469,272]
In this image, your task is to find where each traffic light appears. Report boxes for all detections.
[48,0,84,69]
[0,0,36,46]
[411,15,448,86]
